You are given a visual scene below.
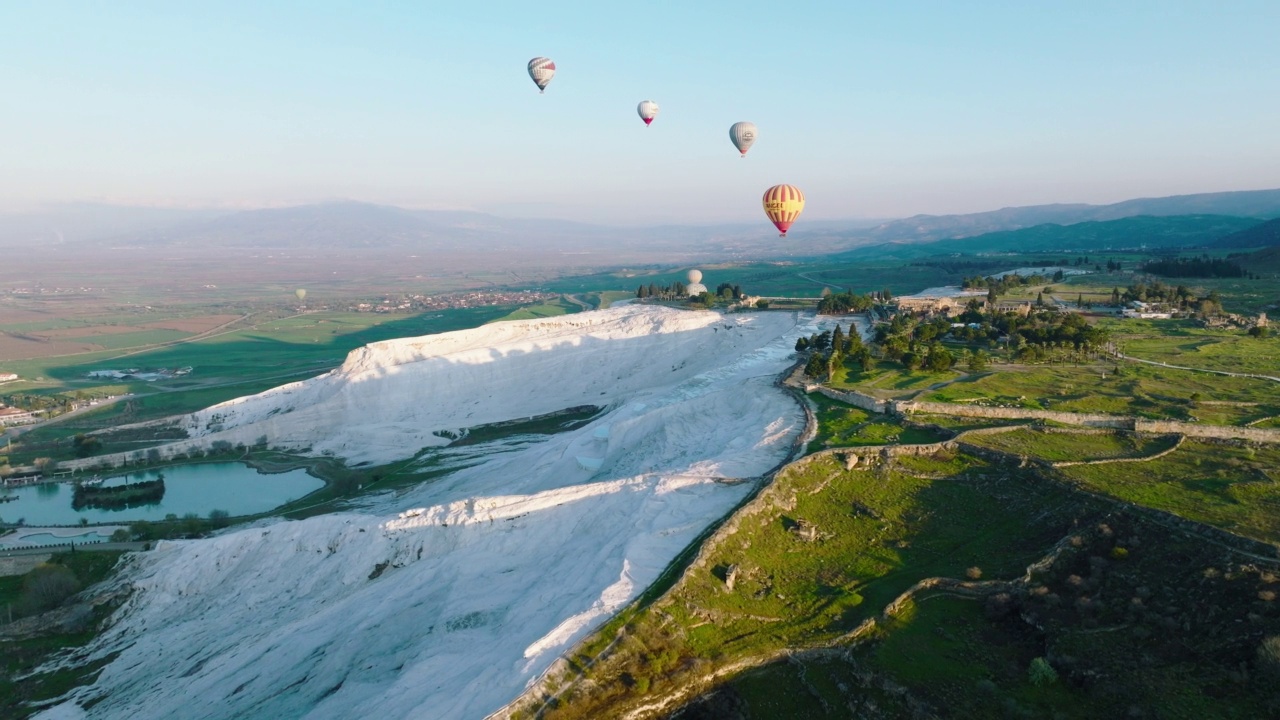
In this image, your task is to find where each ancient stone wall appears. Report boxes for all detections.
[813,386,889,414]
[894,400,1133,429]
[1135,420,1280,443]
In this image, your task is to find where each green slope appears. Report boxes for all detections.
[855,214,1263,259]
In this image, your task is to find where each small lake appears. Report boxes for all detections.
[0,463,324,526]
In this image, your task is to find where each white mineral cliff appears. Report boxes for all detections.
[38,305,814,720]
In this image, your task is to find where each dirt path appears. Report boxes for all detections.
[796,272,843,290]
[561,294,591,311]
[1117,353,1280,383]
[105,311,257,361]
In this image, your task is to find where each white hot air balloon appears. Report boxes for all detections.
[729,121,757,157]
[637,100,659,126]
[687,269,703,284]
[528,57,556,93]
[295,288,307,301]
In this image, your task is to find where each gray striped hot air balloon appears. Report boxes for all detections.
[528,57,556,93]
[729,121,758,157]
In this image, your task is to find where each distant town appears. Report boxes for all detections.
[347,289,558,314]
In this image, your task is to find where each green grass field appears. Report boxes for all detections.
[1060,440,1280,544]
[922,361,1279,422]
[963,427,1179,462]
[831,361,962,398]
[489,297,581,322]
[3,306,517,393]
[807,393,948,452]
[1104,318,1280,376]
[3,305,521,466]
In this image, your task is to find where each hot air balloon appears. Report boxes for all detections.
[762,185,805,237]
[729,122,757,157]
[295,289,306,301]
[637,100,659,126]
[528,57,556,93]
[687,269,703,284]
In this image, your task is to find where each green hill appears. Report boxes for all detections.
[1234,245,1280,273]
[1216,216,1280,248]
[852,214,1264,259]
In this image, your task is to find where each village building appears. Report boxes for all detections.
[990,300,1034,317]
[892,296,963,316]
[0,406,38,426]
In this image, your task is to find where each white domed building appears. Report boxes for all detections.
[686,269,707,296]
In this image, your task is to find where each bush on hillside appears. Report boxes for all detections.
[17,564,81,616]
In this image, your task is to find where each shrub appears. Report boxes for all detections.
[1028,657,1058,687]
[18,564,81,615]
[966,566,983,580]
[110,528,130,542]
[985,592,1015,620]
[1110,547,1129,560]
[634,676,651,694]
[1258,636,1280,679]
[208,509,231,529]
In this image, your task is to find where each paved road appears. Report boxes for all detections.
[5,394,136,439]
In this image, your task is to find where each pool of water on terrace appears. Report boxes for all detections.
[0,463,323,526]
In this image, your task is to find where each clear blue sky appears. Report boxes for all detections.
[2,1,1278,223]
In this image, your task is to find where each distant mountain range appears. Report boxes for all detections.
[5,188,1280,261]
[845,188,1280,246]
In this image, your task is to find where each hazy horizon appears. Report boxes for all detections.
[4,2,1279,224]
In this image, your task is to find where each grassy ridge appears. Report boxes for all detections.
[710,506,1280,719]
[538,450,1096,719]
[0,551,127,720]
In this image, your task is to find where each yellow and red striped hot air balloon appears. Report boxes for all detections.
[762,184,805,236]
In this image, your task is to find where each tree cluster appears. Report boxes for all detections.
[797,323,874,379]
[72,476,165,511]
[714,282,743,300]
[1,393,69,413]
[635,281,688,300]
[72,434,103,458]
[816,291,877,315]
[961,272,1051,297]
[1140,256,1246,279]
[1113,282,1222,315]
[876,303,1109,367]
[872,316,958,372]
